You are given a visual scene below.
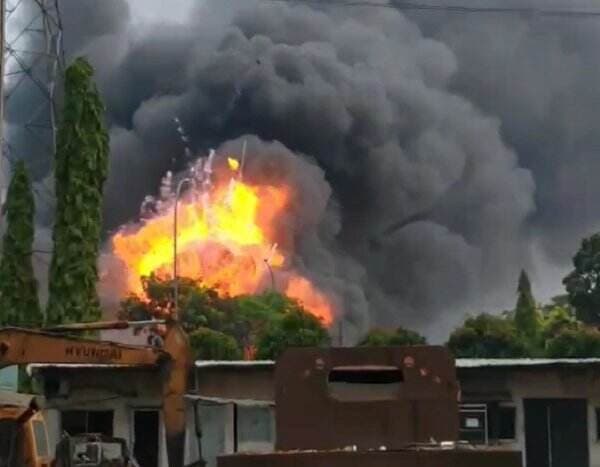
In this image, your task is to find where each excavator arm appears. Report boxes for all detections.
[0,327,168,368]
[0,322,192,467]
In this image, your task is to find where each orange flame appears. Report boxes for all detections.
[111,168,333,325]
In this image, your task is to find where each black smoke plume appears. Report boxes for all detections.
[56,0,600,341]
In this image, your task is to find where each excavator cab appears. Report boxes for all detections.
[0,391,51,467]
[53,434,138,467]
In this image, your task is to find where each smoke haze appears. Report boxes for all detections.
[42,0,600,340]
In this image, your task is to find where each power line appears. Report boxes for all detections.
[259,0,600,18]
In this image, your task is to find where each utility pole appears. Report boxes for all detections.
[0,0,6,210]
[173,177,195,318]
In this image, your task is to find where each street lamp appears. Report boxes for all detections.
[173,177,195,317]
[263,258,275,291]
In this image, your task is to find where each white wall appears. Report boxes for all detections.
[474,368,600,467]
[197,403,234,467]
[588,399,600,467]
[36,370,202,467]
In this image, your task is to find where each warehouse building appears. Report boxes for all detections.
[27,356,600,467]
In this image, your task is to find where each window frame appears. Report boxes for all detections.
[31,418,50,458]
[459,403,488,445]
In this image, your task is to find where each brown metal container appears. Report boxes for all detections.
[217,346,523,467]
[275,346,460,451]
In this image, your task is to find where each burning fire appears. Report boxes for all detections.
[111,155,333,325]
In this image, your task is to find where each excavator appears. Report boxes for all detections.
[0,317,192,467]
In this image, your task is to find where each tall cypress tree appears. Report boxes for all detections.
[514,269,539,337]
[46,58,109,324]
[0,161,42,327]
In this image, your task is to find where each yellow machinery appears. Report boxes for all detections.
[0,319,191,467]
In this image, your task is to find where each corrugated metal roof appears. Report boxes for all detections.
[185,394,274,406]
[26,358,600,372]
[456,358,600,368]
[196,358,600,369]
[194,360,275,368]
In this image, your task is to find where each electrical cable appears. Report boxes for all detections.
[258,0,600,18]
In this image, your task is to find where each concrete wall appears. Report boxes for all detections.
[195,367,274,402]
[33,364,277,467]
[195,402,275,467]
[198,403,234,467]
[34,368,203,467]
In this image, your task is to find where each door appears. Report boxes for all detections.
[133,410,160,467]
[524,399,589,467]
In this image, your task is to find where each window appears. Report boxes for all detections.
[328,367,404,384]
[489,404,516,441]
[61,410,114,436]
[197,403,234,467]
[328,366,403,401]
[32,420,49,457]
[459,404,487,444]
[236,405,275,453]
[0,420,18,463]
[460,403,516,445]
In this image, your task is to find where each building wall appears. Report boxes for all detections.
[459,366,600,467]
[34,368,202,467]
[37,361,600,467]
[195,367,274,402]
[194,401,275,467]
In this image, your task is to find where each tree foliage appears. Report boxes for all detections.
[563,233,600,324]
[255,309,331,360]
[46,58,109,324]
[0,161,42,327]
[514,270,540,337]
[359,327,426,347]
[189,327,243,361]
[119,275,330,359]
[447,314,528,358]
[545,326,600,358]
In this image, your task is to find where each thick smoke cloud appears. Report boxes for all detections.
[406,1,600,288]
[56,0,544,340]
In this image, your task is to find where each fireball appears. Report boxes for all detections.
[111,158,333,325]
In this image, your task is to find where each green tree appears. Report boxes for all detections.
[447,314,528,358]
[46,58,109,324]
[189,327,243,360]
[359,327,426,347]
[119,275,311,356]
[514,270,540,338]
[540,305,578,341]
[545,327,600,358]
[0,161,42,327]
[563,233,600,324]
[255,309,330,360]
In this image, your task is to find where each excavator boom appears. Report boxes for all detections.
[0,322,190,467]
[0,327,168,369]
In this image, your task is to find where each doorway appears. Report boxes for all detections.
[133,410,160,467]
[524,399,589,467]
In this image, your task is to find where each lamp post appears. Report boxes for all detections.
[173,177,195,318]
[263,258,275,291]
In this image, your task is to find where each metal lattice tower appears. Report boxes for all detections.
[1,0,64,204]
